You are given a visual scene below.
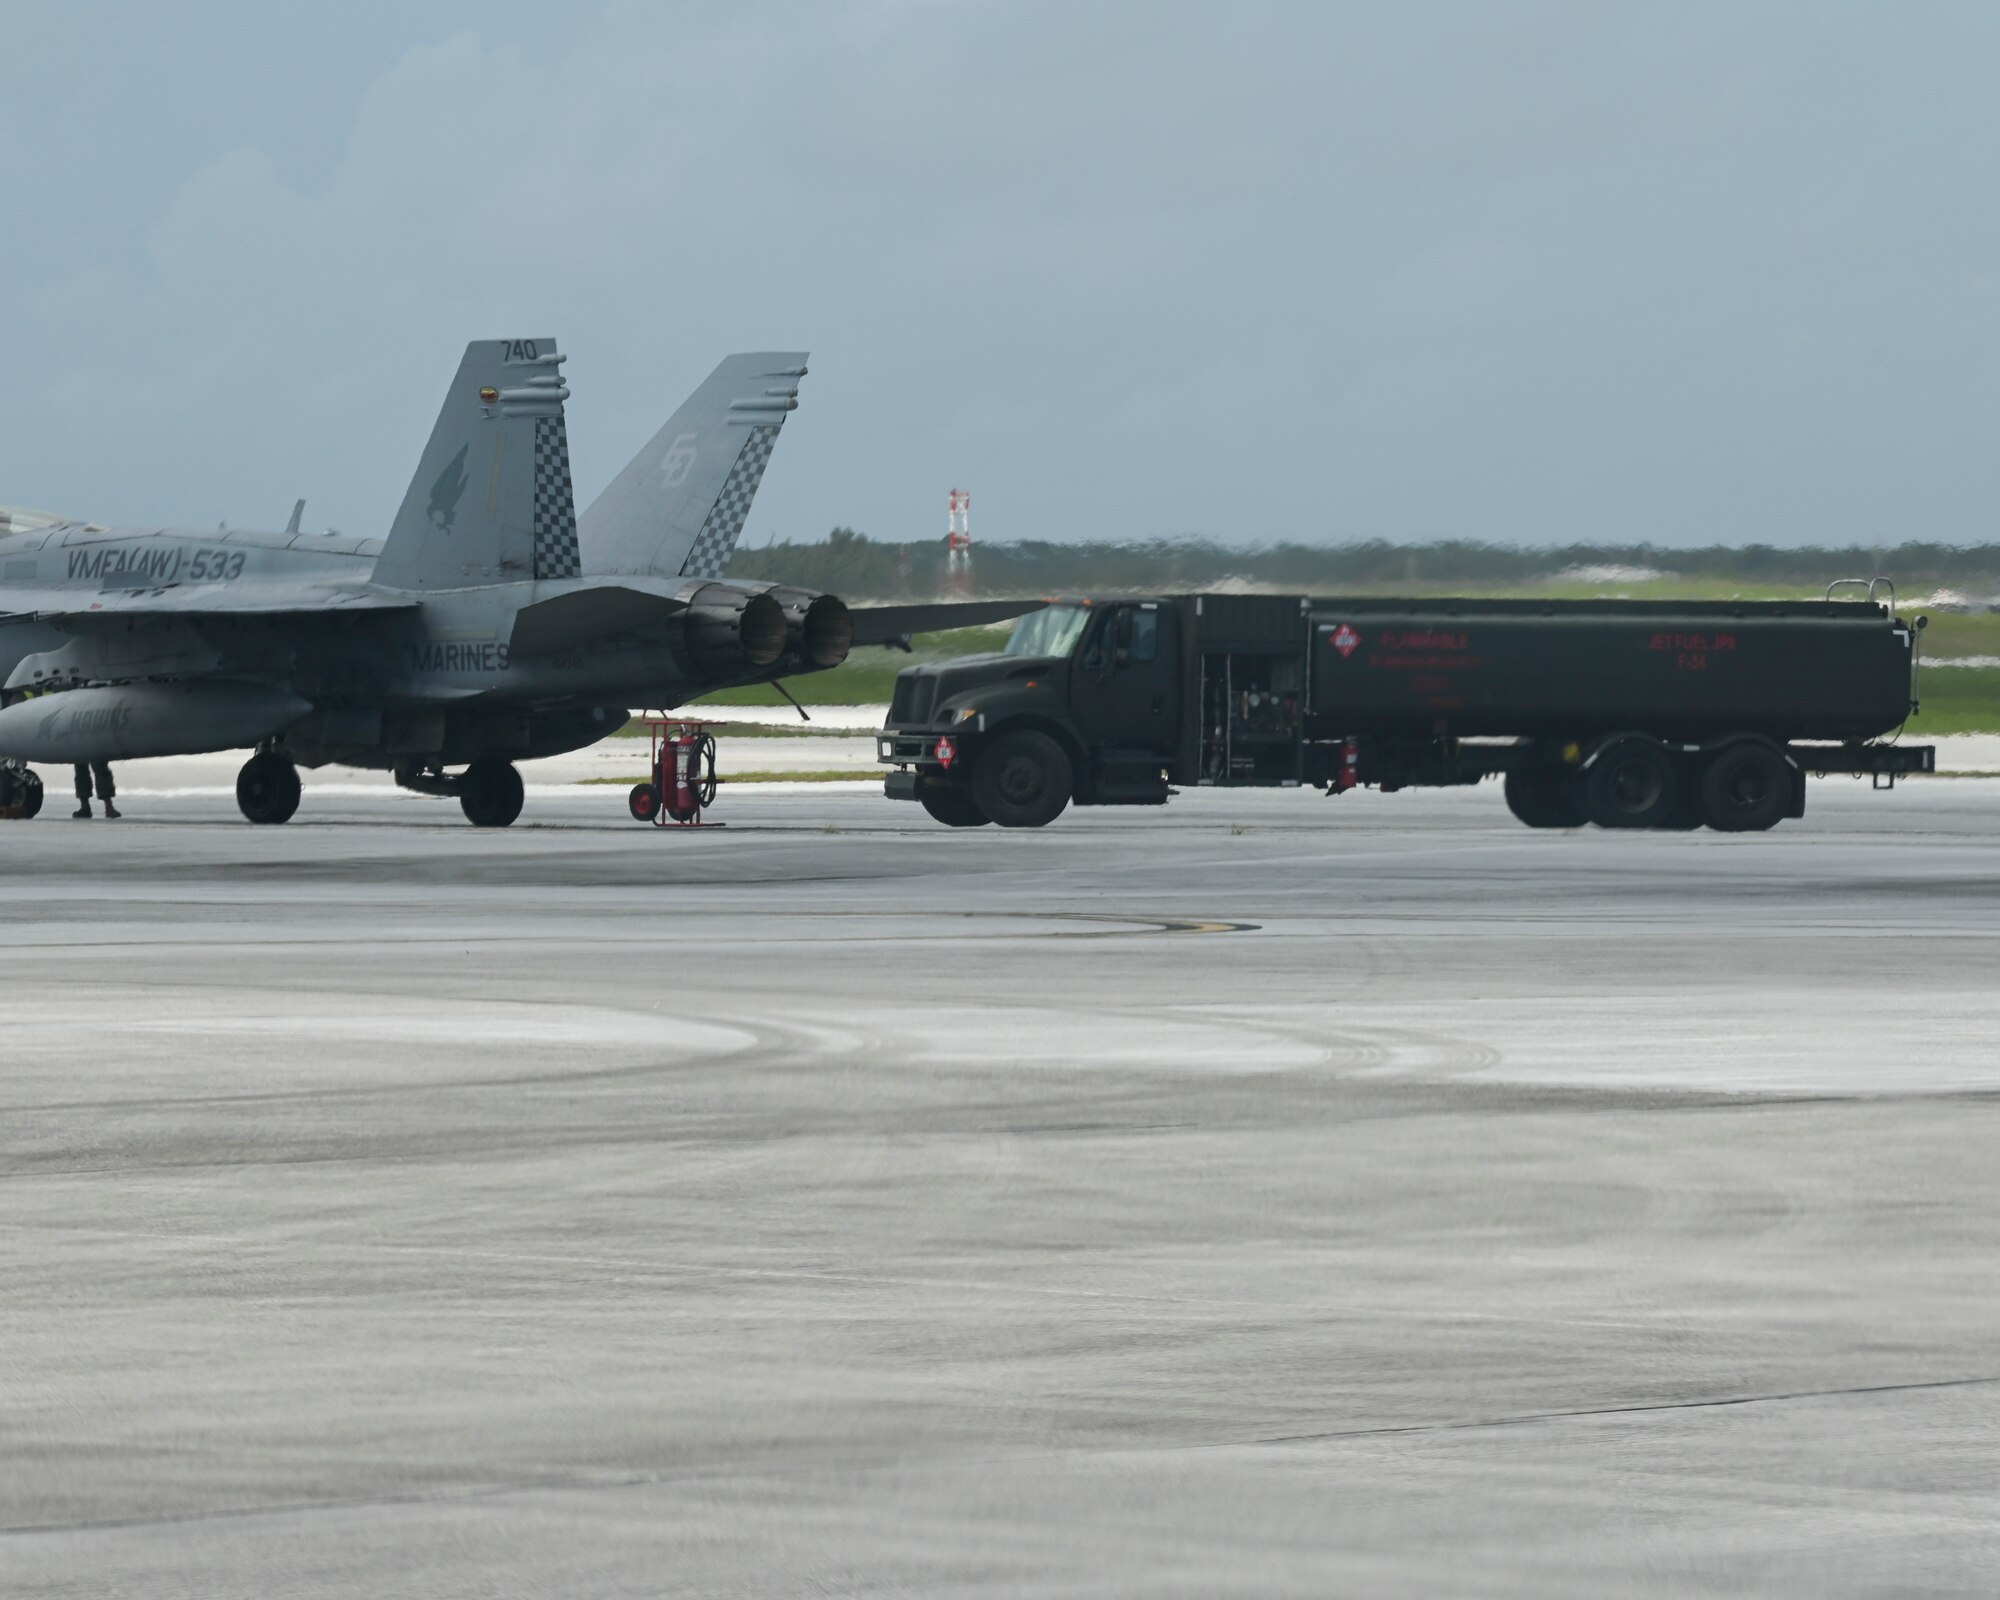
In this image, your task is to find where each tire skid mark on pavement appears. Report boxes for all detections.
[10,1374,1997,1545]
[1253,1373,2000,1448]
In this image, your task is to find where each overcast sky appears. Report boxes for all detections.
[5,1,1997,549]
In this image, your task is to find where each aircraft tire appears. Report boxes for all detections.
[237,753,301,825]
[969,729,1071,829]
[1501,768,1585,829]
[2,767,46,819]
[628,782,660,823]
[460,758,524,828]
[1583,739,1679,829]
[1700,741,1790,833]
[919,787,990,827]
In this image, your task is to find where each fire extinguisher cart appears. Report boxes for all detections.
[628,717,722,827]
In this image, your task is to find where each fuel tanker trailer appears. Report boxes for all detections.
[878,587,1935,831]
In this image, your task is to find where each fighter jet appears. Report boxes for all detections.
[0,341,1032,824]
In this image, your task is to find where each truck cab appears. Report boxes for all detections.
[878,599,1181,826]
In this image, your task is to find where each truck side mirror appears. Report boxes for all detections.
[1113,608,1134,664]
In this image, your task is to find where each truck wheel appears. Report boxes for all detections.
[1700,742,1790,832]
[970,729,1072,828]
[628,782,660,822]
[1658,785,1706,830]
[919,788,991,827]
[1502,769,1585,829]
[460,758,524,828]
[237,753,302,824]
[1583,739,1679,829]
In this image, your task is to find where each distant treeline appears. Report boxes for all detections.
[727,529,2000,597]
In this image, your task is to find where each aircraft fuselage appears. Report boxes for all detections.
[0,520,797,771]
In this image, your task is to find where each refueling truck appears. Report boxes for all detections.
[877,589,1935,831]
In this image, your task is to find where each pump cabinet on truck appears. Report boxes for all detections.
[877,590,1934,831]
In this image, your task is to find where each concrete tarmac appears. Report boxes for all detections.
[4,778,2000,1596]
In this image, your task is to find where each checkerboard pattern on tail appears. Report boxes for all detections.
[532,416,582,581]
[679,425,779,580]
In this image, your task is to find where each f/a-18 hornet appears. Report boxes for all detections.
[0,342,1028,823]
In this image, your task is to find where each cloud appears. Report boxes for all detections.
[9,2,2000,547]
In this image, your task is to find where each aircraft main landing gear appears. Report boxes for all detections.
[392,759,526,826]
[237,751,302,824]
[458,757,524,828]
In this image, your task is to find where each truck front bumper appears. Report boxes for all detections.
[878,729,976,799]
[878,731,943,764]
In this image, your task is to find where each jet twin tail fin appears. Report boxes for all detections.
[578,353,807,581]
[373,339,582,591]
[373,343,800,592]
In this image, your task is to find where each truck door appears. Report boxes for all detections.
[1068,602,1179,757]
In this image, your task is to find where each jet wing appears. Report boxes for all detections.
[848,598,1048,647]
[29,584,420,623]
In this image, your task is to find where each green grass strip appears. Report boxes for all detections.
[581,771,875,786]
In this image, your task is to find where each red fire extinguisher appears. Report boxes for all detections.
[660,727,718,822]
[1337,736,1360,792]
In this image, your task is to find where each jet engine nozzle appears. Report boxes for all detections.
[801,595,852,669]
[762,586,854,671]
[683,585,787,674]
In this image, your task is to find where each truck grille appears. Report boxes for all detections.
[889,675,937,727]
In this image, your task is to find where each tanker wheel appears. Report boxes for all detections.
[19,769,43,818]
[628,782,661,823]
[919,787,991,827]
[1502,768,1585,829]
[1657,783,1706,830]
[1700,742,1791,832]
[237,752,302,825]
[970,729,1071,829]
[1583,739,1679,829]
[460,758,524,828]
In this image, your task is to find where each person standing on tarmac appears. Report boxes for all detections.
[73,761,119,820]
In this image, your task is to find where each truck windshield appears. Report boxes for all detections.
[1005,605,1090,659]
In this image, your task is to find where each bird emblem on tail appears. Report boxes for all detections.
[428,443,471,533]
